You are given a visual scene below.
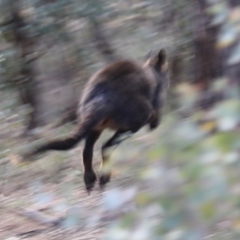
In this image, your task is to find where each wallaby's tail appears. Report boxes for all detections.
[9,100,108,166]
[31,108,105,156]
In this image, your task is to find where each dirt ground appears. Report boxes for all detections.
[0,117,113,240]
[0,124,143,240]
[0,165,107,240]
[0,189,104,240]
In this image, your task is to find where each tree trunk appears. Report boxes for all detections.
[192,0,222,89]
[190,0,225,109]
[9,4,42,134]
[192,0,240,108]
[18,63,41,131]
[223,0,240,86]
[89,17,120,63]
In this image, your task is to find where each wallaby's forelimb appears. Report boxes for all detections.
[100,129,131,187]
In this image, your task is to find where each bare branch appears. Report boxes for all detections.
[25,37,57,63]
[89,17,120,63]
[14,208,64,226]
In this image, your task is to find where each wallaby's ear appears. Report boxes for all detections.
[158,48,167,64]
[158,48,168,72]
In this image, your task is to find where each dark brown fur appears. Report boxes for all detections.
[23,48,169,192]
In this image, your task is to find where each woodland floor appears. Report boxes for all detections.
[0,110,124,240]
[0,135,106,240]
[0,101,146,240]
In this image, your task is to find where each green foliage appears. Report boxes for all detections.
[102,1,240,237]
[102,81,240,239]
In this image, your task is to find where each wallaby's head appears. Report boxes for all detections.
[144,48,168,74]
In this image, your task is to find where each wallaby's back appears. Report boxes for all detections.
[81,60,156,104]
[79,60,157,131]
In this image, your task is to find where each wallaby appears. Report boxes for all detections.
[11,48,169,192]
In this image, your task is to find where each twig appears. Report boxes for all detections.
[14,208,64,227]
[26,38,57,63]
[17,229,46,238]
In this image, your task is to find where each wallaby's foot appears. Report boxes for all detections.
[84,171,97,193]
[99,173,111,189]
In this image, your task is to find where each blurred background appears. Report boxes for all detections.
[0,0,240,239]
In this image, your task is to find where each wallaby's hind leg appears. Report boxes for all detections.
[100,129,132,188]
[83,130,102,193]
